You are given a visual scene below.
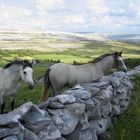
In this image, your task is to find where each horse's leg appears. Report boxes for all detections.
[51,86,62,97]
[10,95,16,111]
[40,88,50,102]
[10,86,19,111]
[40,69,51,102]
[1,95,6,114]
[51,87,56,97]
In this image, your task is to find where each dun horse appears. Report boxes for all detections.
[0,60,34,113]
[40,51,127,101]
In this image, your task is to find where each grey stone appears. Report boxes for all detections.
[48,101,65,109]
[65,102,85,115]
[112,71,127,78]
[24,128,39,140]
[37,100,50,110]
[48,109,79,135]
[92,81,109,88]
[98,131,110,140]
[110,77,121,88]
[16,124,24,140]
[111,105,121,115]
[100,102,112,117]
[38,97,58,110]
[0,124,22,139]
[0,114,21,126]
[135,65,140,71]
[78,113,89,130]
[100,75,114,82]
[2,135,18,140]
[94,96,109,106]
[67,89,91,100]
[84,99,95,110]
[122,79,134,89]
[10,102,33,118]
[119,100,129,107]
[126,70,140,76]
[99,86,113,101]
[87,98,102,120]
[58,136,67,140]
[22,106,52,133]
[117,85,127,94]
[68,128,97,140]
[111,95,119,105]
[116,91,127,100]
[82,85,100,96]
[37,123,61,140]
[76,98,85,104]
[56,94,76,104]
[71,84,85,90]
[101,76,121,88]
[86,101,101,121]
[90,118,111,135]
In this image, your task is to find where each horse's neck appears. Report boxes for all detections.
[6,65,22,83]
[96,56,114,74]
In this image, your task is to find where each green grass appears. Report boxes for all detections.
[110,76,140,140]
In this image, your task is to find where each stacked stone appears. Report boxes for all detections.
[0,65,140,140]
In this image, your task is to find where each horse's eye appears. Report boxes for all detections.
[23,71,27,75]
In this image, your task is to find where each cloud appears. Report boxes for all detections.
[35,0,64,15]
[0,0,140,33]
[129,1,140,17]
[63,15,85,25]
[85,0,108,16]
[0,4,31,19]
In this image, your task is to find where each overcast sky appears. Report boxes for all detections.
[0,0,140,34]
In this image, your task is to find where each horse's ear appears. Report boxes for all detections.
[30,59,40,65]
[114,51,118,57]
[118,51,122,56]
[22,60,25,66]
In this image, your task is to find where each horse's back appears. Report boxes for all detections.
[50,63,72,79]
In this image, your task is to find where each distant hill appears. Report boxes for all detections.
[0,31,108,42]
[108,34,140,44]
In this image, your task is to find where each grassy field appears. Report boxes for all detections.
[0,33,140,140]
[110,75,140,140]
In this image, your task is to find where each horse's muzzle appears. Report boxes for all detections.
[28,84,34,90]
[123,69,127,73]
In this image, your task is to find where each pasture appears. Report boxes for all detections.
[0,32,140,140]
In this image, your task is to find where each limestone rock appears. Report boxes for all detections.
[24,128,39,140]
[67,128,97,140]
[37,123,61,140]
[2,135,18,140]
[22,106,52,133]
[67,89,91,100]
[48,109,79,135]
[65,102,85,115]
[56,94,76,104]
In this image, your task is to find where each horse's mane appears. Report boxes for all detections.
[89,52,115,64]
[3,60,32,69]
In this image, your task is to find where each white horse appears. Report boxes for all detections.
[40,51,127,101]
[0,60,35,113]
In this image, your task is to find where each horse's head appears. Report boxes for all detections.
[20,60,35,89]
[114,51,127,72]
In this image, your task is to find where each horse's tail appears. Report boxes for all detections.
[39,69,51,102]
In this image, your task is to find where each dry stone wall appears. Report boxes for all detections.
[0,65,140,140]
